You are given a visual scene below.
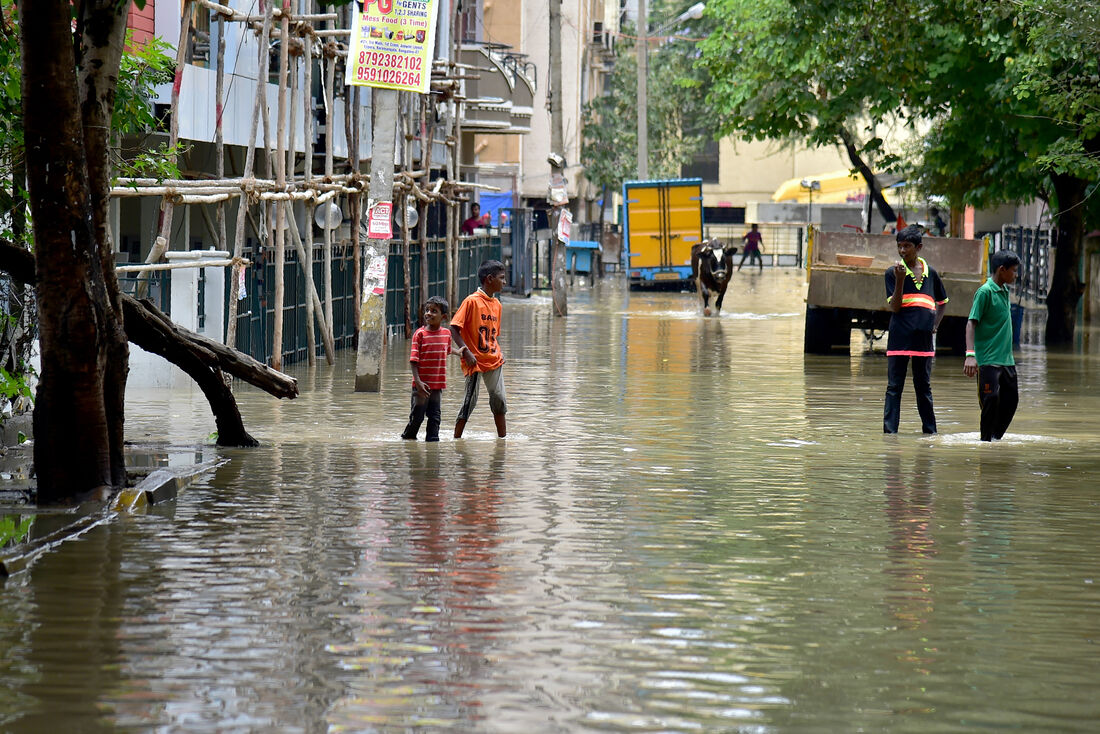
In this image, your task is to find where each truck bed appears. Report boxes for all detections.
[808,233,987,318]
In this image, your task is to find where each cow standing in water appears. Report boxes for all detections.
[691,240,738,316]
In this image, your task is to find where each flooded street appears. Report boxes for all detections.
[3,270,1099,732]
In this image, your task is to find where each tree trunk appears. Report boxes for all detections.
[0,238,298,444]
[1045,174,1088,345]
[78,0,131,489]
[21,0,115,502]
[122,298,258,447]
[838,127,896,225]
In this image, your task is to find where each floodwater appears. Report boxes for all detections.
[2,270,1099,732]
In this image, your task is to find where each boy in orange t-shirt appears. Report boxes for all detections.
[449,260,508,438]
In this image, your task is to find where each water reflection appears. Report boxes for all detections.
[883,450,937,633]
[1,273,1099,731]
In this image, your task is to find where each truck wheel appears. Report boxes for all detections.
[805,307,850,354]
[938,316,967,355]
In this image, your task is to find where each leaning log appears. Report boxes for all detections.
[124,296,260,447]
[0,238,298,447]
[124,295,298,399]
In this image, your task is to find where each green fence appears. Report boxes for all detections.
[385,235,503,336]
[226,235,501,367]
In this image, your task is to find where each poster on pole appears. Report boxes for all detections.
[367,201,393,239]
[346,0,439,94]
[556,209,572,245]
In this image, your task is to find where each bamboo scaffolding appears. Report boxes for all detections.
[113,0,474,374]
[194,0,337,24]
[301,0,317,366]
[445,97,456,309]
[281,199,336,363]
[117,258,245,273]
[270,0,291,372]
[344,5,363,321]
[323,44,336,339]
[418,94,431,304]
[400,92,413,337]
[225,1,274,352]
[138,0,194,299]
[214,0,228,261]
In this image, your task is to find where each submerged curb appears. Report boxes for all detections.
[0,459,224,578]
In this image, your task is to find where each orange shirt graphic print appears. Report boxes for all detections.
[451,290,504,376]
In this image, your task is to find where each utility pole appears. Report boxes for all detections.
[348,0,443,390]
[354,88,399,392]
[636,0,648,180]
[548,0,568,316]
[636,2,703,182]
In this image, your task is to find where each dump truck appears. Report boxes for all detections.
[622,178,704,289]
[804,230,988,354]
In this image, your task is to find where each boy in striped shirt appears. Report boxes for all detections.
[401,296,452,442]
[883,225,948,434]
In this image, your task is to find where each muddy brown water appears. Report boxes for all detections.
[1,271,1098,732]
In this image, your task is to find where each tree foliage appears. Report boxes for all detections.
[911,1,1100,209]
[697,0,917,222]
[113,31,175,135]
[582,2,714,189]
[698,0,1100,342]
[0,0,24,245]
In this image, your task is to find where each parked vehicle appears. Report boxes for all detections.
[622,178,704,289]
[804,230,988,354]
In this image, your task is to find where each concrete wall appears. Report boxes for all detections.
[128,251,230,389]
[127,2,156,48]
[706,139,852,209]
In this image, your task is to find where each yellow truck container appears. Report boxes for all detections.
[622,178,704,289]
[805,230,989,354]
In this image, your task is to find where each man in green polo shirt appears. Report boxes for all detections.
[963,250,1021,441]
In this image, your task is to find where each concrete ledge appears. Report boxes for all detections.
[1,458,225,578]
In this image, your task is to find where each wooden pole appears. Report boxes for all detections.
[419,94,431,304]
[302,0,319,363]
[140,0,193,298]
[271,0,291,371]
[401,93,413,338]
[343,4,360,317]
[444,94,456,309]
[323,47,336,341]
[349,91,362,315]
[214,0,228,259]
[287,39,315,365]
[281,199,335,362]
[227,2,275,350]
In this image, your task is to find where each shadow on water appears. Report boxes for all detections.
[2,272,1099,731]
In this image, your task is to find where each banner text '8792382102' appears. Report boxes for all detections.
[345,0,439,94]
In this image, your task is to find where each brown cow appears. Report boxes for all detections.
[690,239,738,316]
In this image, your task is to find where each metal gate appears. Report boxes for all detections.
[999,225,1051,304]
[504,208,533,297]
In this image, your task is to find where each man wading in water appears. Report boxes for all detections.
[883,225,948,434]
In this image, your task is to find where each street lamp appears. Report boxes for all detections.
[800,178,820,258]
[637,2,705,180]
[800,178,821,225]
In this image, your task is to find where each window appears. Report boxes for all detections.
[459,0,480,42]
[681,138,719,183]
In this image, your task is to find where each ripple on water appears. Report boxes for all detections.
[3,274,1100,732]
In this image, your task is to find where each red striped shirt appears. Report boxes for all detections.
[410,327,452,390]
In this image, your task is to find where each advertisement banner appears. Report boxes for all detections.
[346,0,439,94]
[368,202,393,239]
[556,209,572,245]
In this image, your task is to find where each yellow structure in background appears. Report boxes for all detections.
[771,169,898,204]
